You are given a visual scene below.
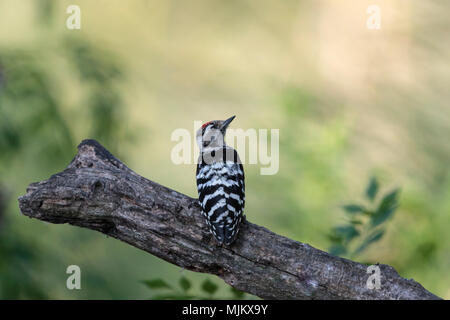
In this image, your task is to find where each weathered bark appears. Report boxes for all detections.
[18,139,440,300]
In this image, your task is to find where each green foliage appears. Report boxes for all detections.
[201,279,218,296]
[0,187,47,298]
[366,177,379,202]
[0,32,133,298]
[0,51,74,166]
[328,177,400,259]
[63,36,128,154]
[142,276,247,300]
[179,276,192,291]
[141,279,172,290]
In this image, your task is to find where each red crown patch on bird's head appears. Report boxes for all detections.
[201,121,213,129]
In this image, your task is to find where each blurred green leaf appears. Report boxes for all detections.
[371,189,400,227]
[329,244,347,256]
[342,204,366,214]
[201,279,218,295]
[142,275,251,300]
[371,206,397,228]
[348,219,363,225]
[179,276,191,292]
[377,188,400,212]
[333,225,360,243]
[230,287,245,299]
[366,177,379,201]
[141,279,172,289]
[329,178,399,258]
[327,233,342,243]
[355,229,385,255]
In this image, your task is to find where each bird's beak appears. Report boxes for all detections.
[221,115,236,131]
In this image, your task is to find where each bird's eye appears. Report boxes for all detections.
[203,141,209,147]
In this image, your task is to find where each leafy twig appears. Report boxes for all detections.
[328,177,400,259]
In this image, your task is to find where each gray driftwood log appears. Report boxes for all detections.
[18,139,440,300]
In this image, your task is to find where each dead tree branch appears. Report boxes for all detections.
[18,139,440,300]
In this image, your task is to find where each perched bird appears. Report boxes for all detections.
[196,116,245,245]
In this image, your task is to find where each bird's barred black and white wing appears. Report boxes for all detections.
[196,148,245,245]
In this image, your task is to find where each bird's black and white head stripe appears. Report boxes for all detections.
[196,116,245,245]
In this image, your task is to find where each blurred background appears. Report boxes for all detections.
[0,0,449,299]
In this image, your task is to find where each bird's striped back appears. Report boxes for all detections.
[196,147,245,245]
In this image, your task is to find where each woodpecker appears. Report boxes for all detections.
[196,115,245,246]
